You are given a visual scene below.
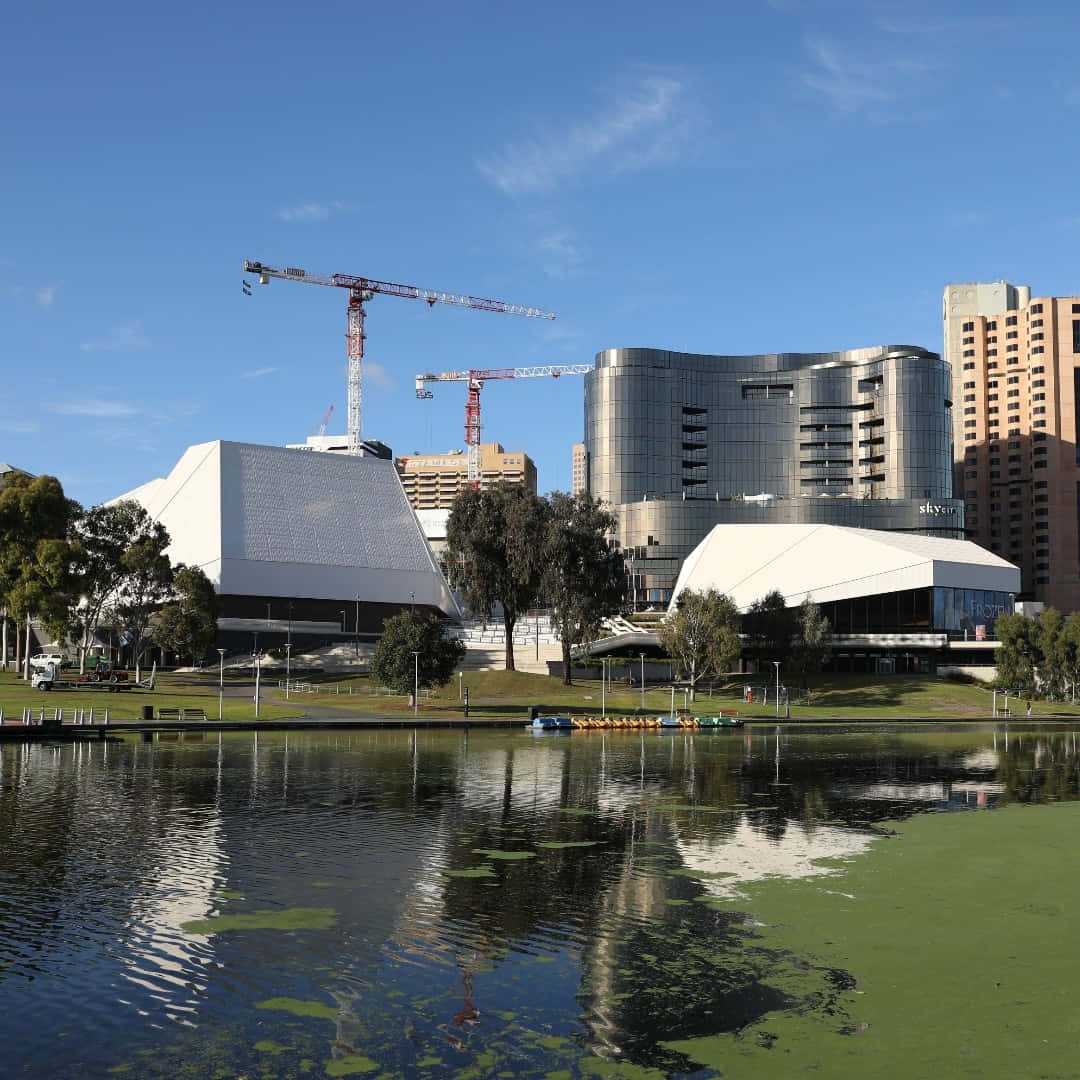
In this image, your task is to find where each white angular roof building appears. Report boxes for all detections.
[669,524,1019,613]
[113,441,460,636]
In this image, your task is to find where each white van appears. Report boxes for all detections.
[29,652,65,669]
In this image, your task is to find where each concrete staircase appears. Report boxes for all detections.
[451,615,563,674]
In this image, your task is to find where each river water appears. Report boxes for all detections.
[1,723,1076,1078]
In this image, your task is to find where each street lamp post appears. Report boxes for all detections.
[254,651,261,718]
[412,651,420,716]
[601,657,607,719]
[284,642,292,699]
[355,594,360,657]
[217,648,226,721]
[640,653,646,711]
[772,661,780,718]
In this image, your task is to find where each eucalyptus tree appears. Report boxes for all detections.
[541,491,624,685]
[110,510,173,679]
[153,564,220,667]
[994,612,1042,692]
[660,588,741,701]
[0,472,77,676]
[446,483,549,671]
[791,596,832,685]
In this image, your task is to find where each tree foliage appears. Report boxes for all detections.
[743,589,798,671]
[541,492,624,685]
[0,473,78,673]
[153,564,219,666]
[660,588,741,700]
[445,483,548,671]
[110,510,173,678]
[791,596,832,682]
[371,611,466,704]
[994,612,1043,691]
[70,501,144,671]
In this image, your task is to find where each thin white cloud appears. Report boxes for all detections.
[80,321,150,352]
[48,399,142,418]
[0,417,40,435]
[802,38,893,113]
[477,73,698,196]
[274,200,347,223]
[364,360,394,389]
[35,285,56,309]
[241,366,278,379]
[537,230,587,279]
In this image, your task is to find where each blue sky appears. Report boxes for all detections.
[3,0,1080,507]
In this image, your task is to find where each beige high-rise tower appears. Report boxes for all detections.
[945,283,1080,610]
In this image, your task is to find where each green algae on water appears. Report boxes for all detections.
[253,1039,288,1054]
[443,865,497,878]
[538,840,602,849]
[325,1053,379,1075]
[182,907,336,934]
[472,848,536,860]
[256,997,337,1021]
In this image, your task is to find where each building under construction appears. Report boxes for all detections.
[396,444,537,510]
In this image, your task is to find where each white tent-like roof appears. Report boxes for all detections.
[668,524,1019,614]
[112,440,460,617]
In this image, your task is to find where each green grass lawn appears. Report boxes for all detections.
[266,669,1080,721]
[0,668,306,722]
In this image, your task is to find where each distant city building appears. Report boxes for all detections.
[285,435,392,459]
[942,281,1030,494]
[395,443,537,510]
[585,345,961,608]
[944,283,1080,609]
[571,443,586,495]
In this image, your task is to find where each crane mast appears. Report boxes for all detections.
[415,364,592,485]
[243,259,556,455]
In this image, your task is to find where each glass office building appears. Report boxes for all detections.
[584,345,964,606]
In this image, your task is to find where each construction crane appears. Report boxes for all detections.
[415,365,592,485]
[315,403,333,438]
[243,259,557,455]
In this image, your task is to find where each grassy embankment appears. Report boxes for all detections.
[5,665,1077,723]
[662,800,1080,1078]
[268,668,1080,721]
[0,668,306,722]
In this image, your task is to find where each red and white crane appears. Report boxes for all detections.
[243,259,557,455]
[415,365,592,485]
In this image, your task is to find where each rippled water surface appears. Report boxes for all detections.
[1,724,1077,1078]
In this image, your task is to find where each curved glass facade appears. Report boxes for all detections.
[585,345,964,604]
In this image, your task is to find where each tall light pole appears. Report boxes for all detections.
[254,651,261,718]
[355,594,360,657]
[640,653,646,711]
[601,657,607,718]
[412,650,420,716]
[772,660,780,717]
[284,642,292,699]
[217,648,226,721]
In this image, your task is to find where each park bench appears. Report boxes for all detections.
[157,708,181,721]
[719,708,740,718]
[180,708,207,721]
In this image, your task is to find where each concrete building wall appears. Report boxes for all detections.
[951,289,1080,609]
